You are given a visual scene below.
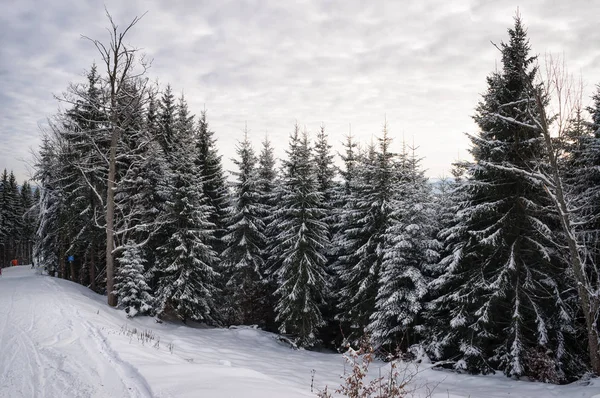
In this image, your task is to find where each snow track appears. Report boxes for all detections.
[0,266,151,398]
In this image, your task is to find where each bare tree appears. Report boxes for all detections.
[83,9,149,306]
[489,54,600,375]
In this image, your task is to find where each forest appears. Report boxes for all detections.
[2,14,599,384]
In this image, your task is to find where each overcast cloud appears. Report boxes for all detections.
[1,0,600,182]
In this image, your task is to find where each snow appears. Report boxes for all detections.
[1,265,599,398]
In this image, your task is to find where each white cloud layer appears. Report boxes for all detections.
[2,0,600,182]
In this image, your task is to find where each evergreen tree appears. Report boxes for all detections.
[115,243,154,317]
[195,110,229,255]
[62,64,109,286]
[564,87,600,280]
[20,181,36,264]
[34,135,66,277]
[328,132,359,346]
[428,17,582,380]
[114,84,168,255]
[271,125,329,347]
[157,85,177,155]
[256,135,279,330]
[155,97,221,324]
[339,132,359,195]
[334,127,397,344]
[368,143,439,350]
[0,170,8,265]
[313,125,336,204]
[222,130,267,326]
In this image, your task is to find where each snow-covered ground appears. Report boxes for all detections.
[0,266,599,398]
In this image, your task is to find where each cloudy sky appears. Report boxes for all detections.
[1,0,599,183]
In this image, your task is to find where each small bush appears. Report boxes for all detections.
[317,338,436,398]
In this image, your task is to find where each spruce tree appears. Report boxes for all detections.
[34,135,66,277]
[195,110,229,255]
[62,64,109,286]
[313,125,336,204]
[428,17,582,380]
[564,87,600,277]
[20,181,36,264]
[0,170,8,265]
[334,127,397,344]
[368,143,439,351]
[256,135,279,330]
[222,130,267,326]
[157,85,177,155]
[155,96,221,324]
[115,243,154,317]
[271,125,329,347]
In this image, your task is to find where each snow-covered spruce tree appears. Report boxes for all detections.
[8,173,24,262]
[20,181,37,264]
[222,129,267,326]
[428,17,582,380]
[195,110,229,255]
[34,135,67,277]
[424,162,469,357]
[256,135,279,331]
[0,170,22,264]
[114,84,170,297]
[0,171,5,264]
[157,85,177,154]
[328,132,359,345]
[368,142,440,351]
[334,127,397,345]
[559,89,600,374]
[314,125,337,207]
[564,86,600,288]
[155,96,221,324]
[60,64,109,288]
[0,170,10,264]
[115,243,153,317]
[44,120,86,280]
[313,125,339,344]
[496,57,600,375]
[271,125,329,347]
[149,85,180,268]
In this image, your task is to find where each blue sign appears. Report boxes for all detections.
[67,255,74,262]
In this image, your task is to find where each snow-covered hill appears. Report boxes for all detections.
[1,266,598,398]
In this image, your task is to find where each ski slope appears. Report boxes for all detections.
[0,265,598,398]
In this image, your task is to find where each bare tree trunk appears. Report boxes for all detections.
[90,244,96,292]
[59,241,65,279]
[85,9,146,306]
[106,127,118,306]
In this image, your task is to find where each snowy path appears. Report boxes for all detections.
[0,266,151,398]
[1,266,599,398]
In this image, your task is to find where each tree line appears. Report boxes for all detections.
[0,170,38,266]
[31,13,600,383]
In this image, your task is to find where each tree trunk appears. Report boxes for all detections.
[59,241,66,279]
[90,244,96,292]
[88,10,145,307]
[69,258,76,281]
[106,127,118,306]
